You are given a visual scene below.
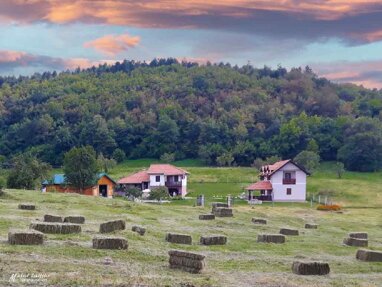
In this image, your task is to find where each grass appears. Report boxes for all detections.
[0,161,382,286]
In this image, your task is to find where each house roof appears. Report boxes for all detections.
[118,170,150,184]
[147,164,188,175]
[260,159,310,177]
[43,173,116,185]
[246,181,273,190]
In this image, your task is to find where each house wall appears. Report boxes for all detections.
[270,163,306,202]
[181,174,187,196]
[97,176,115,198]
[149,174,165,187]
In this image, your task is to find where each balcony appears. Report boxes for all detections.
[283,178,296,184]
[165,181,182,187]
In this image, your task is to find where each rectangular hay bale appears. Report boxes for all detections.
[212,207,233,217]
[200,235,227,245]
[99,220,126,233]
[165,233,192,245]
[356,249,382,262]
[168,250,205,273]
[292,261,330,275]
[252,218,267,225]
[44,214,63,223]
[92,236,128,250]
[343,237,368,247]
[64,216,85,224]
[257,234,285,244]
[305,223,318,229]
[280,228,299,236]
[30,222,81,234]
[349,232,368,239]
[18,204,35,210]
[8,229,44,245]
[199,214,215,220]
[132,225,146,236]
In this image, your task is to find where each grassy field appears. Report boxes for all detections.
[0,161,381,286]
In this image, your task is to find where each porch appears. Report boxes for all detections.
[245,180,273,202]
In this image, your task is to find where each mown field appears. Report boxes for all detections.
[0,161,381,286]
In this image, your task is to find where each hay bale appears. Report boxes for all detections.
[8,229,44,245]
[200,235,227,245]
[92,236,128,250]
[343,237,368,247]
[64,216,85,224]
[44,214,63,223]
[280,228,299,236]
[349,232,368,239]
[356,249,382,262]
[165,233,192,245]
[252,218,267,225]
[212,207,233,217]
[211,202,229,209]
[99,220,125,233]
[257,234,285,244]
[292,261,330,275]
[168,250,205,273]
[199,214,215,220]
[305,223,318,229]
[18,203,35,210]
[132,225,146,236]
[30,222,81,234]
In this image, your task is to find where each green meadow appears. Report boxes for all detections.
[0,161,381,286]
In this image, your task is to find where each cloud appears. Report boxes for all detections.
[0,50,114,74]
[312,60,382,89]
[84,34,140,56]
[1,1,382,45]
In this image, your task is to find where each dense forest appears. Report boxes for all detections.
[0,59,382,171]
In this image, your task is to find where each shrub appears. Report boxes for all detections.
[317,204,341,211]
[125,187,143,199]
[149,186,169,200]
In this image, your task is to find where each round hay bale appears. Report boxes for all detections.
[64,216,85,224]
[92,236,128,250]
[199,214,215,220]
[18,203,35,210]
[305,223,318,229]
[257,234,285,244]
[8,229,44,245]
[44,214,63,223]
[349,232,368,239]
[280,228,299,236]
[200,235,227,245]
[132,225,146,236]
[252,218,267,225]
[356,249,382,262]
[165,233,192,245]
[30,222,81,234]
[99,219,125,233]
[343,237,368,247]
[292,261,330,275]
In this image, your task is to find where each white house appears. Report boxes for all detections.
[118,164,189,197]
[246,159,309,202]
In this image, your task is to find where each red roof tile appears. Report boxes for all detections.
[118,170,149,184]
[246,181,273,190]
[147,164,188,175]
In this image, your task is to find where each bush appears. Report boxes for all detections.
[149,187,170,200]
[317,204,341,211]
[125,187,143,199]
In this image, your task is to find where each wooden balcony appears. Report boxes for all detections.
[283,178,296,184]
[165,181,182,187]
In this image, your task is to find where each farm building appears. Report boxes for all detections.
[118,164,189,197]
[246,159,309,202]
[42,173,116,198]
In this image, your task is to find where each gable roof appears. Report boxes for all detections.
[97,173,117,184]
[43,173,116,185]
[147,164,188,175]
[118,170,150,184]
[246,181,273,190]
[260,159,310,177]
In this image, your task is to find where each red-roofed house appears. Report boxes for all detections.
[246,159,309,202]
[117,164,189,197]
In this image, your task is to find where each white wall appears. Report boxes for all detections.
[181,175,188,196]
[149,174,165,187]
[270,162,306,202]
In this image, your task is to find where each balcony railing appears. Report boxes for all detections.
[283,178,296,184]
[165,181,182,187]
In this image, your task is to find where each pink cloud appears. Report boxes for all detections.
[84,34,140,56]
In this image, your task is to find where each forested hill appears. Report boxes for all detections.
[0,59,382,171]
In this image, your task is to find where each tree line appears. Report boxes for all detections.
[0,59,382,172]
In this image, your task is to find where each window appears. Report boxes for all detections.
[284,172,291,180]
[174,175,179,182]
[286,188,292,195]
[155,175,160,182]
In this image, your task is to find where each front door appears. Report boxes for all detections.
[99,185,107,197]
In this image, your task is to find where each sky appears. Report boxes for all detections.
[1,1,382,88]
